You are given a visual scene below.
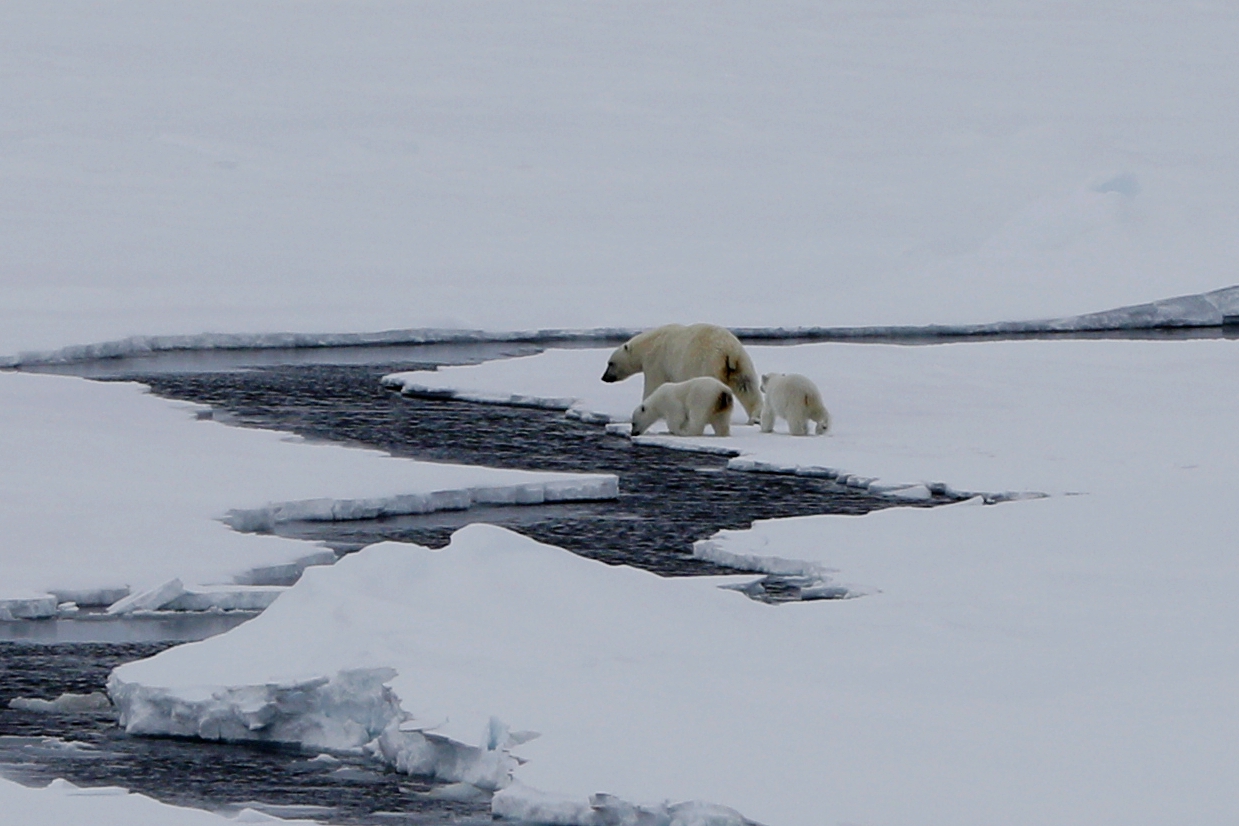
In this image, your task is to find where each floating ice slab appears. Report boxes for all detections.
[0,372,617,606]
[46,587,132,608]
[106,579,185,615]
[9,692,112,714]
[0,594,58,621]
[163,585,289,613]
[222,478,617,532]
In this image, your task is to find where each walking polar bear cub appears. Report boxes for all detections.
[601,323,762,424]
[631,377,734,437]
[760,372,831,436]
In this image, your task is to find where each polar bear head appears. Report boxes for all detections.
[630,400,659,436]
[601,341,640,383]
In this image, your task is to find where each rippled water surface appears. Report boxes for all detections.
[136,363,913,575]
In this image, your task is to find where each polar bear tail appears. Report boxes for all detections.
[715,390,734,415]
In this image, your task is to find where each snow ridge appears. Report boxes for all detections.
[7,286,1236,368]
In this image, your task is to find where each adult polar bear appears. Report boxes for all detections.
[601,324,762,424]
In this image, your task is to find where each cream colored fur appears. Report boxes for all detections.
[630,377,734,437]
[602,323,761,423]
[760,372,831,436]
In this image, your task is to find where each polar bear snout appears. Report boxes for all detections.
[601,363,620,383]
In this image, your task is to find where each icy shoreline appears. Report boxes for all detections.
[6,286,1236,369]
[0,372,618,619]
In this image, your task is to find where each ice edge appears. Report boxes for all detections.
[222,477,620,533]
[107,667,762,826]
[7,285,1237,368]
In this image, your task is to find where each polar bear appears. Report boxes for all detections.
[760,372,831,436]
[631,377,734,437]
[601,324,761,424]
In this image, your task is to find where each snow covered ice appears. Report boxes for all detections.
[108,527,780,823]
[5,2,1239,361]
[5,1,1239,824]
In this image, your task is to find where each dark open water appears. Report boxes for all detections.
[137,363,926,577]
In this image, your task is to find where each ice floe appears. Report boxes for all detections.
[164,585,289,613]
[0,371,616,610]
[109,527,801,823]
[8,692,112,714]
[0,594,59,621]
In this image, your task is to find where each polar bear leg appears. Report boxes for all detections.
[660,399,690,435]
[787,412,810,437]
[680,404,710,436]
[759,400,776,433]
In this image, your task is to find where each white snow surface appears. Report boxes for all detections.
[0,776,316,826]
[5,1,1239,361]
[123,336,1239,826]
[0,371,615,606]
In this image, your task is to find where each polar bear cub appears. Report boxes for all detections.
[602,323,762,424]
[760,373,831,436]
[631,377,734,437]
